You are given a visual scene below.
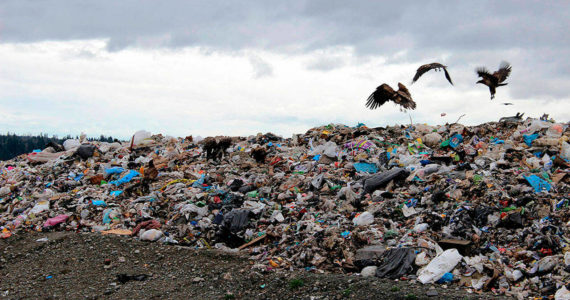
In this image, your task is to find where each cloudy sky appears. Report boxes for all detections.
[0,1,568,139]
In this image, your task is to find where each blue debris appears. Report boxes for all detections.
[449,134,463,148]
[109,190,123,197]
[353,162,378,173]
[104,167,125,176]
[524,175,551,193]
[523,134,539,147]
[436,272,454,284]
[109,170,140,185]
[91,200,107,206]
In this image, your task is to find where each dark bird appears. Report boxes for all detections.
[250,146,267,164]
[476,61,512,99]
[501,103,514,105]
[412,63,453,85]
[143,160,158,181]
[365,83,416,111]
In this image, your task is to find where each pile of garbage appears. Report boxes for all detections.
[1,117,569,298]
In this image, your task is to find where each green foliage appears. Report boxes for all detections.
[289,278,304,289]
[0,133,118,161]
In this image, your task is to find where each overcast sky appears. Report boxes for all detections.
[1,1,568,139]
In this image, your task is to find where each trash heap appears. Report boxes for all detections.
[1,117,569,298]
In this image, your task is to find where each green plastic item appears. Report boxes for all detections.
[440,139,450,148]
[473,174,483,184]
[501,206,518,212]
[384,230,398,239]
[247,191,259,198]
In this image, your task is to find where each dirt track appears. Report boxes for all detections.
[0,232,508,299]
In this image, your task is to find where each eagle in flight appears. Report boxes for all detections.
[412,63,453,85]
[476,61,512,99]
[365,83,416,111]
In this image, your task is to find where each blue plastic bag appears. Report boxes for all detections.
[436,272,454,283]
[524,175,551,193]
[109,170,140,185]
[109,190,123,197]
[523,134,539,147]
[105,167,125,176]
[353,162,378,173]
[91,200,107,206]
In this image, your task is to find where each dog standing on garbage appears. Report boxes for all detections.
[202,136,232,161]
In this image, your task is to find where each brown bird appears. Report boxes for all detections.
[365,83,416,111]
[250,146,267,163]
[412,63,453,85]
[143,159,158,181]
[476,61,512,99]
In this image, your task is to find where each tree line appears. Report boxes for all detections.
[0,133,119,161]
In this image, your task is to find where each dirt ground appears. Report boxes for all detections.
[0,232,509,299]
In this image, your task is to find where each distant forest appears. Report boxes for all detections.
[0,133,118,161]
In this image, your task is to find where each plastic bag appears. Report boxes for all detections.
[222,209,250,233]
[546,123,564,137]
[423,132,442,147]
[63,139,81,150]
[353,212,374,226]
[375,248,417,279]
[363,168,409,193]
[524,174,551,193]
[109,170,140,186]
[561,142,570,160]
[523,120,550,134]
[132,130,152,146]
[556,286,570,300]
[417,248,463,284]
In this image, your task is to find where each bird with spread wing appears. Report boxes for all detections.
[365,83,416,111]
[412,63,453,85]
[476,61,512,99]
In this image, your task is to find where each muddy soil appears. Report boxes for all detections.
[0,232,508,299]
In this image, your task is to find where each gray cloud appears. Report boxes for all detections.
[0,0,568,101]
[248,55,273,78]
[306,56,346,71]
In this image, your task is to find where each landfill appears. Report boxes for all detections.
[1,117,569,298]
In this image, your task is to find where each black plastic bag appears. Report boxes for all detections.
[375,248,417,279]
[222,209,250,233]
[363,168,409,194]
[76,144,97,160]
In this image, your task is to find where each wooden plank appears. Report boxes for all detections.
[238,234,267,250]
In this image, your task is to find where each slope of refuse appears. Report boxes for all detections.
[1,116,569,299]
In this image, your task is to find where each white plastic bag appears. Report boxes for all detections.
[132,130,152,146]
[140,229,163,241]
[546,123,564,137]
[556,286,570,300]
[63,139,81,150]
[29,200,50,214]
[562,142,570,160]
[417,248,463,284]
[353,211,374,226]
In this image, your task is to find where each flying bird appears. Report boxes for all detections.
[501,103,514,105]
[476,61,512,99]
[365,83,416,111]
[412,63,453,85]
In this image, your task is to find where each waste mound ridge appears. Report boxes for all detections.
[1,117,569,298]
